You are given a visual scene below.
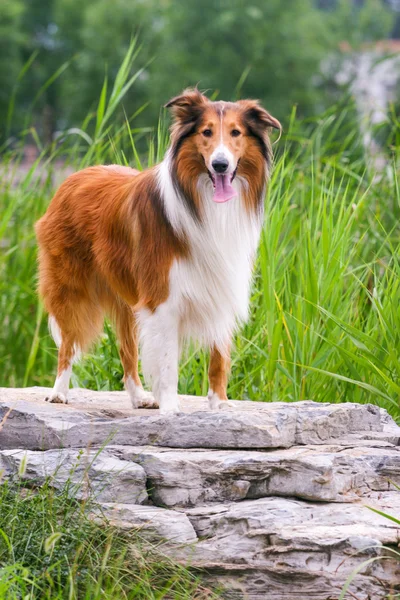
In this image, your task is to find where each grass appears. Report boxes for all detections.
[0,468,216,599]
[1,43,400,426]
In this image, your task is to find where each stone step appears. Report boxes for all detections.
[1,442,399,507]
[92,492,400,600]
[1,386,400,600]
[114,443,400,506]
[1,386,398,450]
[0,447,148,504]
[181,492,400,600]
[93,503,197,545]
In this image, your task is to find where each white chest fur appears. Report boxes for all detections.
[158,159,263,348]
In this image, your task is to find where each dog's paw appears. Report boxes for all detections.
[160,405,181,416]
[45,392,68,404]
[208,392,234,411]
[135,389,159,409]
[211,400,235,411]
[159,395,181,415]
[126,378,159,410]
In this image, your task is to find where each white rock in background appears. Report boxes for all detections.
[330,48,400,175]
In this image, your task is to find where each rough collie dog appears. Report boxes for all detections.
[35,89,281,414]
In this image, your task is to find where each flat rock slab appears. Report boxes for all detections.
[2,442,399,507]
[182,492,400,600]
[95,503,197,545]
[114,443,400,506]
[0,447,148,504]
[1,386,397,450]
[92,492,400,600]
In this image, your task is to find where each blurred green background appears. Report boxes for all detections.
[1,0,399,143]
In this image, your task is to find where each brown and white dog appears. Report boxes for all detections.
[35,89,281,414]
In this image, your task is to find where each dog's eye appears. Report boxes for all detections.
[202,129,213,138]
[231,129,241,137]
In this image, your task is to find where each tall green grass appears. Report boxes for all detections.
[0,469,216,599]
[1,47,400,420]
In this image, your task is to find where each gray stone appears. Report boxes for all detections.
[0,448,147,504]
[0,387,395,451]
[293,401,383,444]
[181,492,400,599]
[1,386,400,600]
[95,503,197,545]
[114,443,400,506]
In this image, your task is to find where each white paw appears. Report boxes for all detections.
[126,377,159,409]
[159,395,181,415]
[208,392,234,411]
[134,389,159,409]
[45,392,68,404]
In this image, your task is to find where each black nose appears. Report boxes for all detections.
[212,158,229,173]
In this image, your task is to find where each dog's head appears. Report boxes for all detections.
[165,88,281,208]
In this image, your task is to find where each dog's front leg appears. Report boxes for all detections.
[138,303,181,415]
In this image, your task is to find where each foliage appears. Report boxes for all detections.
[0,467,217,599]
[0,0,25,133]
[329,0,394,47]
[0,0,397,140]
[147,0,335,120]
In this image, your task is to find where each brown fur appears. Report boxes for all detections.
[35,165,187,380]
[208,345,231,401]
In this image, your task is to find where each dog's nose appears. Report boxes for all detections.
[212,157,229,173]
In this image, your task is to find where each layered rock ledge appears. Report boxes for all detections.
[1,387,400,599]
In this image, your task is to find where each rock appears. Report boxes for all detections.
[1,386,400,599]
[185,492,400,553]
[0,387,394,451]
[0,398,295,451]
[0,448,147,504]
[181,492,400,600]
[2,441,399,508]
[95,503,197,544]
[114,443,400,507]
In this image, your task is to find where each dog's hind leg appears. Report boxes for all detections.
[46,317,76,404]
[113,301,158,409]
[46,294,104,404]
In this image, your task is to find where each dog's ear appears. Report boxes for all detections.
[239,100,282,135]
[165,88,209,123]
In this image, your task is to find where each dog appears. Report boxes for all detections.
[35,88,281,414]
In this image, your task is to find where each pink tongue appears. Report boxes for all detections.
[213,174,237,203]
